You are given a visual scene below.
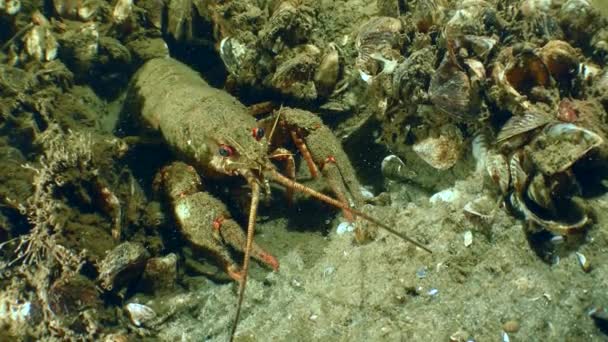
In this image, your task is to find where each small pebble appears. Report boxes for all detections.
[336,221,354,235]
[416,267,427,279]
[502,320,520,333]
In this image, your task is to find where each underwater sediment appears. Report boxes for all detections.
[1,0,608,340]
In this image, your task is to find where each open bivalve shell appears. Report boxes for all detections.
[527,123,604,175]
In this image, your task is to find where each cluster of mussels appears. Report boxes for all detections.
[355,0,608,238]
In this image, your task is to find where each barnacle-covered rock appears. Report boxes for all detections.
[97,242,149,291]
[53,0,100,21]
[58,22,99,78]
[412,124,464,170]
[559,0,604,43]
[391,46,436,102]
[139,0,164,29]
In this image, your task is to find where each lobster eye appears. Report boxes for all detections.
[252,127,265,141]
[218,144,234,157]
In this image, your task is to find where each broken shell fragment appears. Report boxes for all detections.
[463,230,473,247]
[23,25,58,62]
[125,303,156,327]
[412,125,464,170]
[463,196,496,221]
[380,154,416,181]
[575,252,591,272]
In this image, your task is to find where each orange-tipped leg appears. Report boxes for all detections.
[270,147,296,205]
[226,264,244,282]
[253,250,279,271]
[290,130,319,178]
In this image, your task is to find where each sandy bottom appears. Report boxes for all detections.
[144,171,608,341]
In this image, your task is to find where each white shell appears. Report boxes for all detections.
[430,188,460,204]
[112,0,132,23]
[575,252,591,272]
[463,230,473,247]
[125,303,156,327]
[220,37,249,76]
[336,221,355,235]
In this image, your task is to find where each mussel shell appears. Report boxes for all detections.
[429,56,480,120]
[509,192,589,235]
[528,123,604,175]
[412,124,464,170]
[505,50,551,95]
[540,40,579,84]
[496,112,552,144]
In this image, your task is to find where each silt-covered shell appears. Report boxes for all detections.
[412,124,464,170]
[97,242,150,291]
[528,123,604,175]
[355,16,403,78]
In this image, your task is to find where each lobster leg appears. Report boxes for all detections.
[273,107,366,220]
[269,147,296,204]
[155,162,279,281]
